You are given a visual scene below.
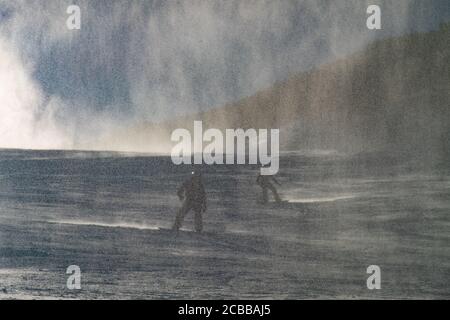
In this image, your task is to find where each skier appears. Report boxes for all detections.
[256,172,282,204]
[173,171,207,233]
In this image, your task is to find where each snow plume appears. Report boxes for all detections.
[0,37,73,149]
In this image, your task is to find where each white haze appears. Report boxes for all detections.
[0,0,447,151]
[0,37,73,149]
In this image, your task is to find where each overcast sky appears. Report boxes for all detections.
[0,0,449,149]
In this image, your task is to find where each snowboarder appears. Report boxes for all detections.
[256,172,282,204]
[173,171,207,233]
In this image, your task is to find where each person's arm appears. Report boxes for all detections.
[256,175,262,185]
[201,186,207,212]
[202,198,207,212]
[177,183,185,200]
[272,176,281,186]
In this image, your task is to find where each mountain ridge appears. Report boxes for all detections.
[99,24,449,162]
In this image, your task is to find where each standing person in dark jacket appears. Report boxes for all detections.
[173,171,207,233]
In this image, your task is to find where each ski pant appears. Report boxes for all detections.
[173,201,203,233]
[262,184,281,203]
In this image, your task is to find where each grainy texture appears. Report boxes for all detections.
[0,150,448,299]
[0,1,449,300]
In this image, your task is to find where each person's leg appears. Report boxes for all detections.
[194,209,203,233]
[268,184,282,202]
[262,187,268,204]
[173,202,190,231]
